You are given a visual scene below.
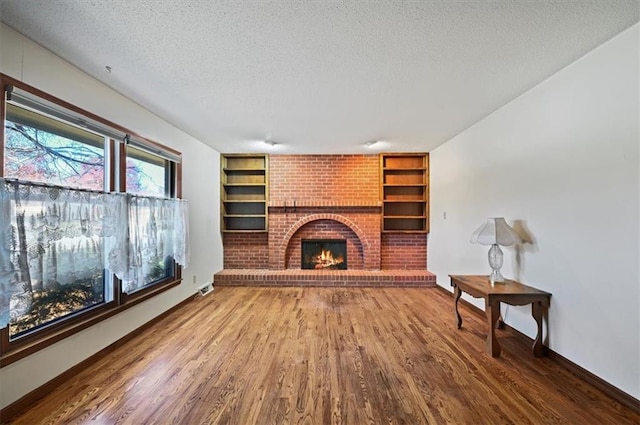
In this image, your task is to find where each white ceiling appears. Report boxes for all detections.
[0,1,638,154]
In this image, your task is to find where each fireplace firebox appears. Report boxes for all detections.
[301,239,347,270]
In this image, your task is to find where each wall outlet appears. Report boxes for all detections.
[192,275,197,284]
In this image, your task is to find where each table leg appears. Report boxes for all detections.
[454,285,462,329]
[485,300,501,357]
[531,301,547,357]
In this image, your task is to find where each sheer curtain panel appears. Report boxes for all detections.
[0,178,189,331]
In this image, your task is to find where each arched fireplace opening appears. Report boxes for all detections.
[284,219,364,269]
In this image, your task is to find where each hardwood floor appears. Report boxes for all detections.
[5,287,638,424]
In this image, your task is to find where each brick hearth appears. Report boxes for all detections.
[214,269,437,287]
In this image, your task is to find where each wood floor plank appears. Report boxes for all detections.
[5,287,638,425]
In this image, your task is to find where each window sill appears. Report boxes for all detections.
[0,278,182,367]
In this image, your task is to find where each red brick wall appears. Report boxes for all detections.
[269,155,379,206]
[223,233,269,269]
[381,234,427,270]
[267,155,382,270]
[221,154,428,271]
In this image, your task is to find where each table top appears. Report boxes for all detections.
[449,275,551,297]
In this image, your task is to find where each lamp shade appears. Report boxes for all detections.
[470,217,521,246]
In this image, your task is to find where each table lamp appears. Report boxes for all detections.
[470,217,521,284]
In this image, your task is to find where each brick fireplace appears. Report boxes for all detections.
[216,154,435,287]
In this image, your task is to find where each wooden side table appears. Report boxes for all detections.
[449,275,551,358]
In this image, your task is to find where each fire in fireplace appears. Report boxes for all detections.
[301,239,347,270]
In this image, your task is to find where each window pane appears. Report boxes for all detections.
[122,147,175,293]
[1,182,108,338]
[126,146,167,197]
[5,104,105,190]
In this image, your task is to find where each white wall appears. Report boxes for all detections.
[429,24,639,399]
[0,23,224,409]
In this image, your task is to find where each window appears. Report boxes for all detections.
[123,145,173,292]
[0,74,187,363]
[121,142,180,295]
[2,93,111,339]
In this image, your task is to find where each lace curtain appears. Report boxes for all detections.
[111,195,190,293]
[0,178,189,325]
[0,180,124,325]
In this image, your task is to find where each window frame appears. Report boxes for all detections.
[0,73,183,366]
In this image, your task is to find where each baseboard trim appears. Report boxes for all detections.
[434,285,640,413]
[0,294,195,423]
[501,322,640,413]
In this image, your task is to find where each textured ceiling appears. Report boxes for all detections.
[0,1,638,154]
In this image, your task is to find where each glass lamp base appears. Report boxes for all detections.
[488,244,505,285]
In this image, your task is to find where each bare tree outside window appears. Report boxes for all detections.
[6,127,103,188]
